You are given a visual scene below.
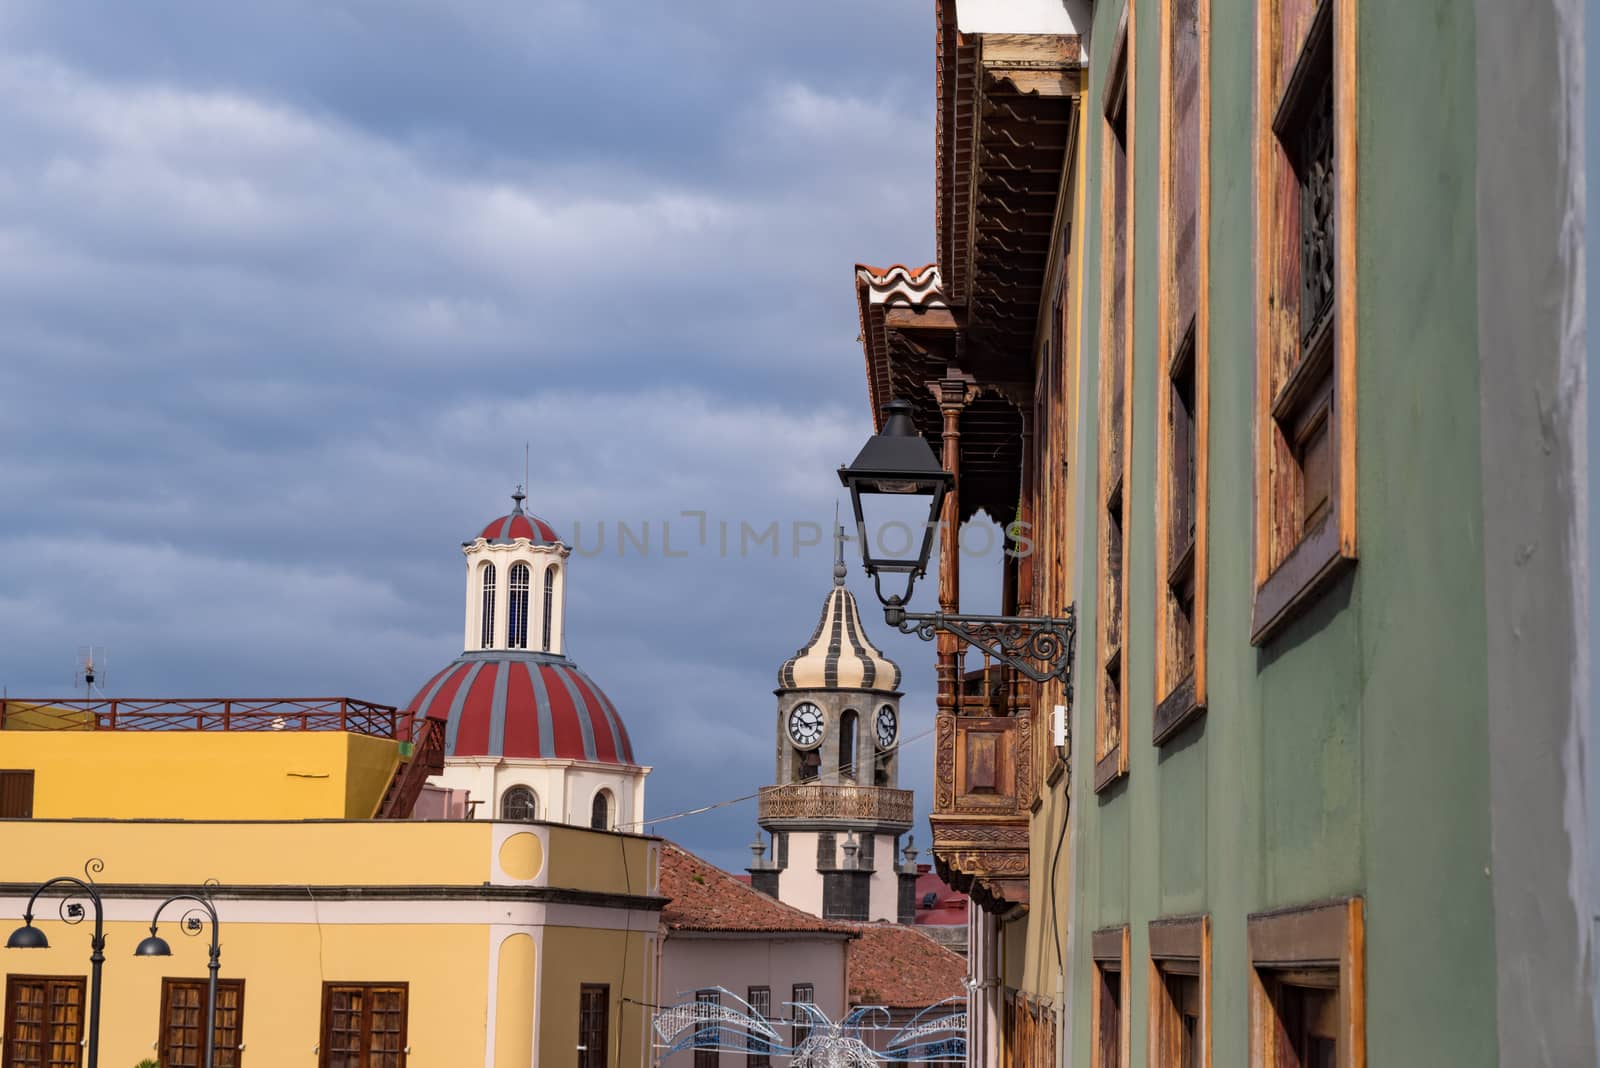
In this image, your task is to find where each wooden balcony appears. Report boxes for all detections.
[757,782,915,828]
[929,667,1033,908]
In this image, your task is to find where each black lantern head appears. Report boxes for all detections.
[6,922,48,950]
[837,398,952,616]
[133,931,172,957]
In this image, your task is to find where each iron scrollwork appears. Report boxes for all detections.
[892,604,1077,687]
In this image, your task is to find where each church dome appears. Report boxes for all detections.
[408,651,636,764]
[471,488,562,546]
[777,530,901,693]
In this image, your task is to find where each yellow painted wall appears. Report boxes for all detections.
[539,926,654,1068]
[0,731,401,819]
[544,827,654,897]
[0,820,494,887]
[1,918,490,1067]
[495,933,538,1067]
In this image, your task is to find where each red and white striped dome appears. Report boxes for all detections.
[471,488,561,546]
[407,651,635,764]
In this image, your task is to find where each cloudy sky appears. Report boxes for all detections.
[0,0,1018,870]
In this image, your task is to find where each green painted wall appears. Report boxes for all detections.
[1066,0,1497,1064]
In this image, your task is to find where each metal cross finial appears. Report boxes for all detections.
[832,510,847,588]
[511,485,526,513]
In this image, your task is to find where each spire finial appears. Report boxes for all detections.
[832,505,847,587]
[511,485,526,513]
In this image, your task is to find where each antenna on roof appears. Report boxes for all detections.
[74,646,107,700]
[524,442,530,503]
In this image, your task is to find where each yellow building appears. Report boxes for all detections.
[0,722,661,1068]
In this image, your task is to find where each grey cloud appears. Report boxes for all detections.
[0,1,949,866]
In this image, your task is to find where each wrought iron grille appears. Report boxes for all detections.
[1296,68,1336,348]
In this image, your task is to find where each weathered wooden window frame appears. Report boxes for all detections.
[1091,925,1131,1068]
[0,768,35,818]
[160,976,246,1068]
[1153,0,1211,744]
[4,974,87,1068]
[317,981,409,1068]
[1147,915,1210,1068]
[1251,0,1358,644]
[1247,899,1365,1067]
[578,983,610,1068]
[1094,2,1134,794]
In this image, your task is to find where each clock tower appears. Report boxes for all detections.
[748,526,920,923]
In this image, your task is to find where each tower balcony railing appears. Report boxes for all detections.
[757,782,914,827]
[0,698,409,740]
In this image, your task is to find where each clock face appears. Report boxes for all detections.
[787,702,825,749]
[875,704,898,749]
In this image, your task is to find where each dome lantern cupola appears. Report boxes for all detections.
[461,487,569,655]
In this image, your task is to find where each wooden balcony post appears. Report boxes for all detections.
[933,377,977,713]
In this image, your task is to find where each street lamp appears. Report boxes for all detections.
[135,891,222,1068]
[6,861,107,1068]
[838,397,1077,686]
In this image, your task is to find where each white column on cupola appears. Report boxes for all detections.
[461,488,571,655]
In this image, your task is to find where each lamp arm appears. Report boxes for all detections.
[22,875,104,928]
[149,893,220,951]
[892,605,1078,687]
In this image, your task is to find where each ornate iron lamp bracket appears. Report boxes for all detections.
[889,604,1077,687]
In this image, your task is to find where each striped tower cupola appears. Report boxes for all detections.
[777,533,901,694]
[752,524,911,923]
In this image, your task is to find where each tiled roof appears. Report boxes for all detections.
[847,922,968,1008]
[659,843,858,935]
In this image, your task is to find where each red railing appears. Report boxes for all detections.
[0,698,409,740]
[376,715,448,819]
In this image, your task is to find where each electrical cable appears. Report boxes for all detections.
[616,725,935,832]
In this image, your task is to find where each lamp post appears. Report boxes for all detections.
[135,891,222,1068]
[6,861,107,1068]
[839,397,1078,687]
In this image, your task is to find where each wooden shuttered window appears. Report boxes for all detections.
[160,978,245,1068]
[1155,0,1211,744]
[578,985,609,1068]
[4,976,85,1068]
[0,770,34,819]
[1248,898,1364,1068]
[1095,5,1134,794]
[1252,0,1357,643]
[1090,927,1129,1068]
[319,983,407,1068]
[1149,916,1211,1068]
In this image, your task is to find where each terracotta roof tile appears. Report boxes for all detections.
[659,843,857,935]
[847,922,968,1009]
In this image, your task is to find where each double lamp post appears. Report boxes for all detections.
[5,862,224,1068]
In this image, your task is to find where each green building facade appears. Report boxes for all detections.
[1064,0,1592,1065]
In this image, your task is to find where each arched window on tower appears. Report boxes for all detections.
[838,709,859,781]
[501,786,537,822]
[480,563,497,649]
[794,748,820,782]
[508,562,530,649]
[590,790,613,831]
[542,567,556,651]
